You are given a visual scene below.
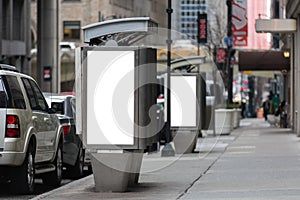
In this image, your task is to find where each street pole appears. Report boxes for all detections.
[226,0,233,104]
[197,11,206,137]
[161,0,175,157]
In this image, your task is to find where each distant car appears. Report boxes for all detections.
[0,64,63,194]
[157,44,199,60]
[30,42,76,55]
[59,42,76,51]
[44,93,89,179]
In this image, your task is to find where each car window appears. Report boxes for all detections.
[60,44,71,49]
[22,78,48,112]
[0,77,7,108]
[2,75,26,109]
[22,78,39,110]
[29,80,48,112]
[70,97,76,119]
[51,102,64,115]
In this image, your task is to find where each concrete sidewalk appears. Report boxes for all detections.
[32,119,300,200]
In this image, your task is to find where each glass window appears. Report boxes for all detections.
[29,80,48,112]
[63,21,81,40]
[22,78,38,110]
[0,77,7,108]
[51,102,64,115]
[22,78,48,112]
[3,75,26,109]
[70,97,76,119]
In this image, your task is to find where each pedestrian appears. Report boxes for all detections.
[241,99,246,118]
[262,97,270,121]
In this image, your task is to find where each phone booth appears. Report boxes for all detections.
[76,17,159,192]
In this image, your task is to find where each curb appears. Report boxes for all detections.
[30,175,94,200]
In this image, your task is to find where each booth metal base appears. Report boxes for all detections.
[172,130,198,154]
[128,150,144,187]
[90,150,143,192]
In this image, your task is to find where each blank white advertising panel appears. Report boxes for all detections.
[86,50,135,145]
[167,75,197,127]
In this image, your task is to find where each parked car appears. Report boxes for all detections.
[0,64,63,194]
[44,93,90,179]
[59,42,76,51]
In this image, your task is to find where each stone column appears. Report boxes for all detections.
[37,0,59,92]
[23,0,31,75]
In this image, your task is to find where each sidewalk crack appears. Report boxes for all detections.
[176,151,222,200]
[176,132,242,199]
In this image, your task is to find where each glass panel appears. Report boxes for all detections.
[29,80,48,112]
[51,102,64,115]
[0,77,7,108]
[4,76,26,109]
[22,78,38,110]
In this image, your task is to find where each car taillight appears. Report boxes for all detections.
[6,115,20,138]
[62,125,70,135]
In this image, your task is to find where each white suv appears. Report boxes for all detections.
[0,64,63,194]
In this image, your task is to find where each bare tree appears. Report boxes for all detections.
[207,0,227,49]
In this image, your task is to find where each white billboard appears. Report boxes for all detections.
[86,50,135,145]
[165,74,198,128]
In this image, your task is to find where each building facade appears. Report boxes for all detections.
[30,0,168,91]
[246,0,272,50]
[0,0,31,74]
[31,0,167,47]
[179,0,206,40]
[286,0,300,134]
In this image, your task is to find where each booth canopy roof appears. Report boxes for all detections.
[82,17,158,45]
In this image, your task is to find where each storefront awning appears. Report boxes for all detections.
[238,50,290,71]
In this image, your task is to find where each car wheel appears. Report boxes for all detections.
[13,144,35,194]
[42,143,63,187]
[68,145,84,179]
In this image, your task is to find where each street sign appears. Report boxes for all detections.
[232,0,248,47]
[216,48,226,71]
[198,13,207,44]
[43,66,52,81]
[217,48,226,63]
[224,37,233,47]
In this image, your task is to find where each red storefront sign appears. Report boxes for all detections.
[198,13,207,44]
[232,0,248,46]
[217,48,226,63]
